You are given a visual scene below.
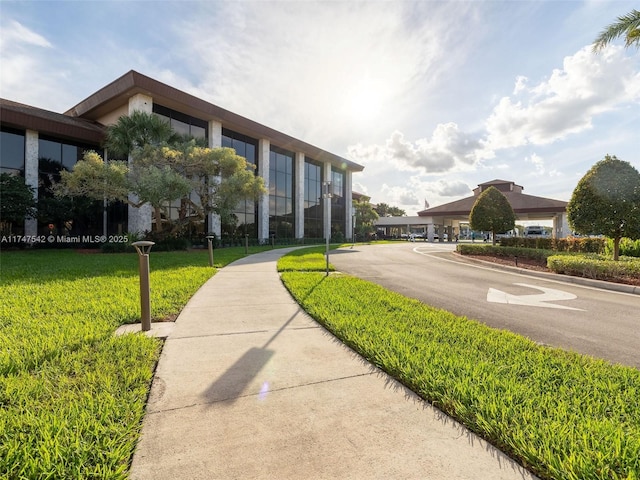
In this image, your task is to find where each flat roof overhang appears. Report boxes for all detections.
[66,70,364,172]
[1,99,105,145]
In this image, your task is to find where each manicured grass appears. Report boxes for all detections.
[277,245,335,272]
[0,247,263,479]
[278,248,640,480]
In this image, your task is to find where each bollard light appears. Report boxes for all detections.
[245,234,249,254]
[206,235,215,267]
[131,241,155,332]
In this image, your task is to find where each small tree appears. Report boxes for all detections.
[353,199,379,240]
[567,155,640,260]
[469,186,516,245]
[0,173,37,233]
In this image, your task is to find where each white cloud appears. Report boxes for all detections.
[525,153,561,177]
[348,125,484,176]
[171,1,478,148]
[380,184,420,209]
[484,45,640,151]
[0,20,52,48]
[0,20,55,102]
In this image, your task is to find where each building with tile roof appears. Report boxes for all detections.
[376,179,569,241]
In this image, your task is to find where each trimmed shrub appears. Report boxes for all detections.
[547,254,640,281]
[457,244,553,262]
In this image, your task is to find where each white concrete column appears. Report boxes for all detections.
[257,139,270,242]
[427,223,435,242]
[345,170,353,240]
[562,213,570,238]
[207,120,223,236]
[323,162,332,240]
[127,94,153,234]
[553,213,570,238]
[295,152,305,239]
[24,130,39,236]
[208,120,222,148]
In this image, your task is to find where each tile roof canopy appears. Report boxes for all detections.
[0,98,105,144]
[65,70,363,172]
[418,179,567,216]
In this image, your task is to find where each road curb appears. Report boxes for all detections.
[453,253,639,296]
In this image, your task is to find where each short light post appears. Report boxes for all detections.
[245,234,249,254]
[206,235,215,267]
[131,241,155,332]
[323,181,332,277]
[351,207,356,248]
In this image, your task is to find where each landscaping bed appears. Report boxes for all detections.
[457,244,640,287]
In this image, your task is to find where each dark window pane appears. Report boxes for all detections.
[245,144,256,165]
[276,171,286,197]
[62,144,78,170]
[222,136,233,148]
[285,174,292,198]
[191,125,206,140]
[171,118,190,136]
[39,139,61,163]
[232,139,246,158]
[0,130,25,170]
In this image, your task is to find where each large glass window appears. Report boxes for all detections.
[269,147,294,239]
[331,169,346,239]
[304,159,323,238]
[37,136,106,237]
[0,128,25,175]
[153,104,208,141]
[221,129,259,239]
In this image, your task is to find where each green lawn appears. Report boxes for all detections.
[278,247,640,480]
[0,247,269,479]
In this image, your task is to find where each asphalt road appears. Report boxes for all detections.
[329,242,640,369]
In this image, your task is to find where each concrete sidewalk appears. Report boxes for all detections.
[128,248,538,480]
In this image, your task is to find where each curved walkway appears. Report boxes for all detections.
[129,248,538,480]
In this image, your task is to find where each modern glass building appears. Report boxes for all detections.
[0,70,364,242]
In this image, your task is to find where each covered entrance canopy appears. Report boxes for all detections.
[375,179,569,241]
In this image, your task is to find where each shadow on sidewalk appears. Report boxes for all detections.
[202,346,275,404]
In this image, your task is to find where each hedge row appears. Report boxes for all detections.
[457,244,555,262]
[500,237,606,253]
[547,254,640,282]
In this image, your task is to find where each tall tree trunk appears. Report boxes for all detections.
[154,206,163,233]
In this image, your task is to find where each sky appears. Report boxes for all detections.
[1,0,638,216]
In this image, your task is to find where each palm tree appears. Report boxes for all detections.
[103,110,179,159]
[592,9,640,52]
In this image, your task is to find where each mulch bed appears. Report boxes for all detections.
[465,254,640,287]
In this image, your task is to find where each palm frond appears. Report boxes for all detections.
[592,9,640,52]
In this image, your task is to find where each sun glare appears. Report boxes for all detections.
[346,77,385,123]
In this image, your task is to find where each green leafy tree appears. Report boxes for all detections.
[0,173,37,232]
[567,155,640,260]
[57,150,190,233]
[469,186,516,245]
[374,202,406,217]
[58,145,265,234]
[353,199,379,240]
[593,9,640,52]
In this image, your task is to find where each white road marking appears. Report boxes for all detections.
[487,283,585,311]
